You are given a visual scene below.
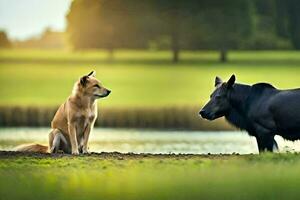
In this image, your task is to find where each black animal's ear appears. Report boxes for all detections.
[80,76,89,87]
[215,76,223,87]
[87,71,96,77]
[227,74,236,88]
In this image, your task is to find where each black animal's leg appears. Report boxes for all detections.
[256,137,265,153]
[256,135,277,153]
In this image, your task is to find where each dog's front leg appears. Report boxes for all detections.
[68,123,79,155]
[82,124,92,154]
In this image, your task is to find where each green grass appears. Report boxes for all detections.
[1,49,300,107]
[1,153,300,200]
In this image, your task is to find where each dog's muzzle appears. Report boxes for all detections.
[95,90,111,98]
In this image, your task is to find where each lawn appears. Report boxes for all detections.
[1,152,300,200]
[1,49,300,108]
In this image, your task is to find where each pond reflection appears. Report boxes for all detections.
[0,128,299,154]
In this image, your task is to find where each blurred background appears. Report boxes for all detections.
[1,0,300,153]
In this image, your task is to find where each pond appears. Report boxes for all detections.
[0,128,299,154]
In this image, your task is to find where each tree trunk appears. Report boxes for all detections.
[171,9,180,63]
[220,48,227,63]
[172,37,179,63]
[287,0,300,49]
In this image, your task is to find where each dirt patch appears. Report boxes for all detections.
[0,150,243,159]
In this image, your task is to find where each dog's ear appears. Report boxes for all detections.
[215,76,223,87]
[87,71,96,77]
[227,74,235,88]
[80,76,89,87]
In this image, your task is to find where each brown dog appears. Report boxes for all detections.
[17,71,111,154]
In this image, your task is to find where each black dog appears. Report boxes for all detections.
[200,75,300,153]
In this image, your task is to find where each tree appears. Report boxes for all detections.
[151,0,183,63]
[66,0,150,59]
[200,0,254,62]
[66,0,255,62]
[67,0,113,50]
[285,0,300,49]
[0,31,11,48]
[275,0,290,38]
[148,0,206,63]
[190,0,253,62]
[273,0,300,49]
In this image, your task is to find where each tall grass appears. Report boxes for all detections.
[0,106,232,130]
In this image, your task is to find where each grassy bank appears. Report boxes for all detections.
[0,106,232,130]
[1,151,300,200]
[1,50,300,107]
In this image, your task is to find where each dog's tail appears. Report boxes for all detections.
[15,144,48,153]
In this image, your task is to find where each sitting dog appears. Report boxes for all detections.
[17,71,111,154]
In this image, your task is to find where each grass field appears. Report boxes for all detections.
[1,49,300,107]
[1,50,300,199]
[1,152,300,200]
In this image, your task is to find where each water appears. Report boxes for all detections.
[0,128,299,154]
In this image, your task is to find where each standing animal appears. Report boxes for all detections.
[16,71,111,154]
[199,74,300,153]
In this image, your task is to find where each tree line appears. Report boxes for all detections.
[66,0,300,62]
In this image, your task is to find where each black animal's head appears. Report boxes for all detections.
[199,75,235,120]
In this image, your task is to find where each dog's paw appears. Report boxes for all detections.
[82,149,90,154]
[82,148,90,154]
[72,150,79,155]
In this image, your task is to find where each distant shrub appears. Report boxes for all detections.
[240,31,292,50]
[0,31,11,48]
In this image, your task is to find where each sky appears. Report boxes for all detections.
[0,0,71,40]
